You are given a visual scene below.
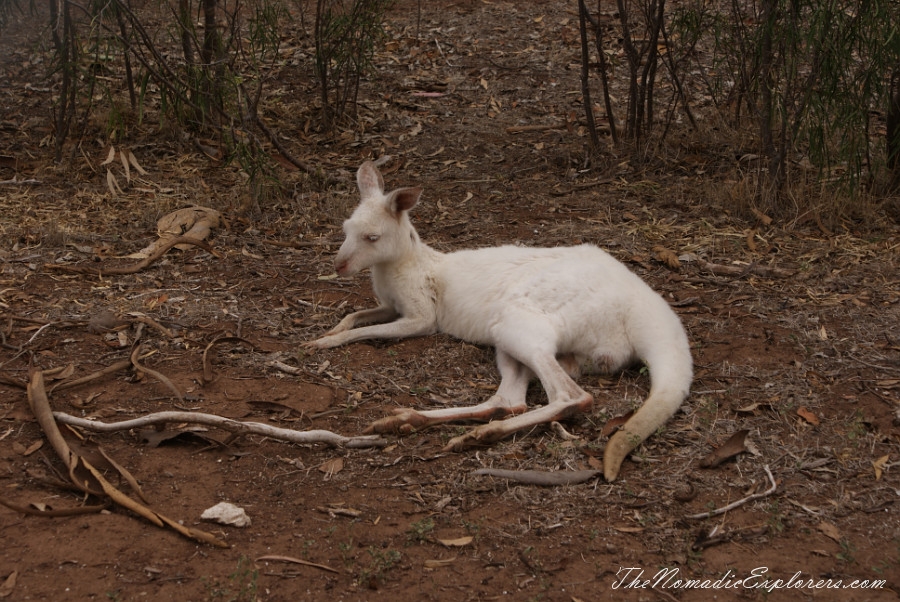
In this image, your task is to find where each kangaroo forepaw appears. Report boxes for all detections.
[363,408,430,434]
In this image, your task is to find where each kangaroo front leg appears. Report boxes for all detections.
[364,349,532,434]
[307,316,436,349]
[324,305,399,337]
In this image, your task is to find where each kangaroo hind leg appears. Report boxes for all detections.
[364,348,531,434]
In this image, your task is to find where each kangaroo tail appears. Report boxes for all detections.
[603,343,692,481]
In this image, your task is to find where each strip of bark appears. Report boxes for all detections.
[472,468,601,486]
[0,497,108,516]
[44,236,219,276]
[49,359,133,395]
[130,344,183,401]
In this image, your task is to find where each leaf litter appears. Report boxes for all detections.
[0,1,898,600]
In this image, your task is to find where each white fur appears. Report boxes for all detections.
[308,161,693,481]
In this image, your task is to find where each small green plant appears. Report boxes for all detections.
[462,519,481,538]
[338,537,356,569]
[846,411,867,442]
[406,517,435,543]
[837,539,856,564]
[357,547,401,589]
[205,555,259,602]
[764,501,786,534]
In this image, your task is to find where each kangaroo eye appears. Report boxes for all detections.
[365,234,380,243]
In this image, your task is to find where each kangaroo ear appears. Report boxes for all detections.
[387,187,423,216]
[357,161,384,196]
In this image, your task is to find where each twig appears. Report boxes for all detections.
[473,468,600,486]
[690,256,796,279]
[0,177,41,185]
[52,410,389,449]
[268,360,304,376]
[684,465,777,520]
[847,353,900,375]
[256,555,339,575]
[505,123,568,134]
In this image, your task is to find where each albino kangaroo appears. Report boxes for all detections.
[307,161,692,481]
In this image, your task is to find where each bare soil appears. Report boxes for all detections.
[1,1,899,601]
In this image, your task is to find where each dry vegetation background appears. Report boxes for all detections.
[0,0,899,601]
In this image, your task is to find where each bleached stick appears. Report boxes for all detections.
[684,465,777,520]
[53,411,388,448]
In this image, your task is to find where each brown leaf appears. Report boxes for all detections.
[651,245,681,270]
[586,455,603,471]
[318,457,344,477]
[424,558,456,568]
[601,410,633,437]
[751,207,773,225]
[22,440,43,456]
[873,454,889,480]
[0,570,17,599]
[745,229,758,252]
[438,536,473,547]
[796,406,820,426]
[817,521,842,543]
[699,429,749,468]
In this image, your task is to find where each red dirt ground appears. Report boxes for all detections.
[1,1,898,600]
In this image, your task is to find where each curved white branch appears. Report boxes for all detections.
[685,465,777,520]
[53,411,388,449]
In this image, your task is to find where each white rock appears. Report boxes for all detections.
[200,502,251,527]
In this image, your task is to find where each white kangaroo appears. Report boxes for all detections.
[307,161,692,481]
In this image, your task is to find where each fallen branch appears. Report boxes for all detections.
[53,410,389,449]
[472,468,601,486]
[44,236,220,276]
[27,371,228,547]
[685,465,777,520]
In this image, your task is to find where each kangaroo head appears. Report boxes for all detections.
[334,161,423,276]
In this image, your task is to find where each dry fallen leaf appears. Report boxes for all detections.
[817,521,842,543]
[652,245,681,270]
[612,526,645,533]
[872,454,889,480]
[438,536,473,547]
[601,410,633,437]
[100,146,116,166]
[699,429,749,468]
[796,406,820,426]
[21,440,43,456]
[424,558,456,568]
[0,570,17,599]
[318,457,344,478]
[129,206,221,259]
